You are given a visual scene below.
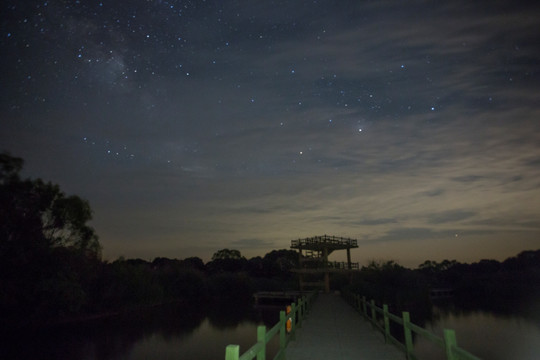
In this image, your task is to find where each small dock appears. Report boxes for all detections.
[253,291,304,305]
[286,293,404,360]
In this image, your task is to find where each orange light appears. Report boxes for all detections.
[286,317,292,333]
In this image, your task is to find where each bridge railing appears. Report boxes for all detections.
[225,291,317,360]
[343,292,481,360]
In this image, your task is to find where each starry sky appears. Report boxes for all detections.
[1,0,540,267]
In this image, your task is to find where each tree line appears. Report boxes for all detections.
[343,250,540,325]
[0,153,299,330]
[2,152,538,331]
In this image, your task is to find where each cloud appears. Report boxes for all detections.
[230,238,276,249]
[355,218,399,226]
[361,227,451,244]
[428,210,477,224]
[452,175,486,183]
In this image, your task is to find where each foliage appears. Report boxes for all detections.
[345,260,430,314]
[0,153,102,327]
[418,250,540,316]
[207,249,248,273]
[208,272,254,304]
[4,152,536,329]
[0,154,101,258]
[262,249,298,278]
[212,248,242,260]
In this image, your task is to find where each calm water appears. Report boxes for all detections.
[2,302,281,360]
[3,300,539,359]
[414,305,540,359]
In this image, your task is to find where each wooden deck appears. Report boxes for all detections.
[286,293,405,360]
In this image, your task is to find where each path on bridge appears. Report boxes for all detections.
[286,293,404,360]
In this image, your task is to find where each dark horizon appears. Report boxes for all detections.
[103,245,540,271]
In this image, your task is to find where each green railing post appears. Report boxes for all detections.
[443,329,458,360]
[279,310,286,359]
[402,311,414,360]
[383,304,390,343]
[338,293,480,360]
[223,292,321,360]
[257,326,266,360]
[225,345,240,360]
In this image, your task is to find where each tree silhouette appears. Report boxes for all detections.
[0,152,101,326]
[0,153,100,258]
[211,248,242,260]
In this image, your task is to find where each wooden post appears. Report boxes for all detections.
[225,345,239,360]
[370,299,376,325]
[402,312,414,360]
[257,326,266,360]
[323,247,330,293]
[383,304,390,343]
[444,329,458,360]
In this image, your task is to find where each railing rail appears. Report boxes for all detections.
[344,292,481,360]
[291,235,358,248]
[225,291,317,360]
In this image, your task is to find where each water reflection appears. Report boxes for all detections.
[130,318,280,360]
[9,296,537,360]
[3,301,281,360]
[414,306,540,360]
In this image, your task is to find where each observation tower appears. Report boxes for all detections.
[290,235,359,293]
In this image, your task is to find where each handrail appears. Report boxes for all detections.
[343,291,481,360]
[225,291,318,360]
[291,235,358,248]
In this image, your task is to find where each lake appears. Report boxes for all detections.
[3,298,539,359]
[413,303,540,359]
[2,301,281,360]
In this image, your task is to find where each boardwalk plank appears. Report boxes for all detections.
[286,293,405,360]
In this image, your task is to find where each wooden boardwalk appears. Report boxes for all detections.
[286,293,405,360]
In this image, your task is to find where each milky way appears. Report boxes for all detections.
[1,1,540,266]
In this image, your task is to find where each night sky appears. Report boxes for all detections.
[2,1,539,267]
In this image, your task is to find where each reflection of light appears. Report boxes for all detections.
[128,318,281,359]
[358,128,362,132]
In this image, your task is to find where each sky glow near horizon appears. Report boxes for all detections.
[1,0,539,267]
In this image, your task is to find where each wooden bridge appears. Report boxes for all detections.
[225,292,480,360]
[285,293,403,359]
[226,235,479,360]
